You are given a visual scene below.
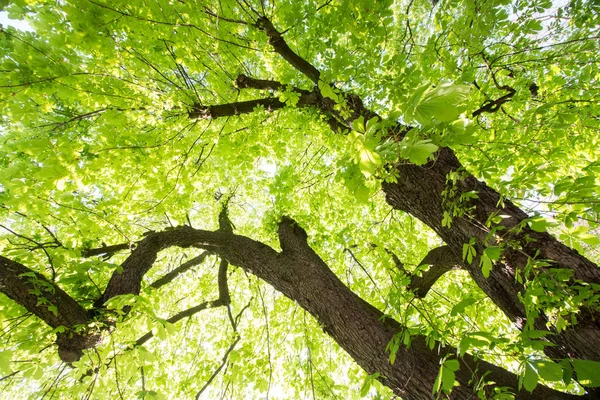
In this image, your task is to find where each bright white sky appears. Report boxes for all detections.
[0,11,33,31]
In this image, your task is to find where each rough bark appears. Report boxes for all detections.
[207,68,600,364]
[243,16,600,361]
[0,255,97,362]
[383,147,600,362]
[100,221,586,398]
[0,222,589,397]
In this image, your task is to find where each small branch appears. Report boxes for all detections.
[472,87,516,117]
[202,6,249,25]
[344,248,382,296]
[194,336,241,400]
[134,300,214,347]
[408,246,462,297]
[0,371,20,382]
[82,243,131,258]
[255,16,320,83]
[150,252,210,289]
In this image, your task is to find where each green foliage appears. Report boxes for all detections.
[433,357,459,395]
[0,0,599,398]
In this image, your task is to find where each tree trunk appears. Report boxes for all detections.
[382,147,600,362]
[0,221,588,397]
[267,218,580,399]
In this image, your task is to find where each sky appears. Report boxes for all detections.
[0,10,34,31]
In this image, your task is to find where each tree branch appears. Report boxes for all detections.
[409,246,462,297]
[0,255,95,362]
[82,243,131,258]
[194,335,240,400]
[0,224,581,396]
[138,255,232,347]
[472,87,516,117]
[188,98,285,119]
[235,74,286,91]
[388,246,462,298]
[150,252,209,289]
[256,16,320,83]
[134,300,213,347]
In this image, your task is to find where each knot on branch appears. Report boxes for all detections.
[56,330,102,363]
[235,74,250,88]
[218,197,235,233]
[188,103,209,119]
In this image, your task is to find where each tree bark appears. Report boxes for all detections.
[382,147,600,362]
[0,256,98,362]
[240,16,600,365]
[0,222,588,397]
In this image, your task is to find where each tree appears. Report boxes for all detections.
[0,0,599,398]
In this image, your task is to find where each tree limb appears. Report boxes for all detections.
[388,246,462,298]
[82,243,131,258]
[472,87,516,117]
[235,74,287,91]
[188,98,286,119]
[0,255,96,362]
[194,335,240,400]
[409,246,462,297]
[138,256,232,347]
[0,224,581,397]
[150,252,209,289]
[256,16,320,83]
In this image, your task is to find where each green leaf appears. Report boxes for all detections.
[451,297,477,316]
[0,351,14,374]
[318,80,339,102]
[523,362,538,392]
[528,217,549,233]
[573,359,600,387]
[533,360,562,382]
[399,139,438,165]
[408,84,470,125]
[358,147,382,178]
[360,372,380,396]
[484,246,501,261]
[480,253,492,278]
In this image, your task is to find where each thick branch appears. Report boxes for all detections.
[409,246,462,297]
[0,255,88,329]
[235,74,285,91]
[383,147,600,362]
[188,90,322,120]
[256,16,320,83]
[0,255,95,362]
[3,222,581,396]
[188,98,286,119]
